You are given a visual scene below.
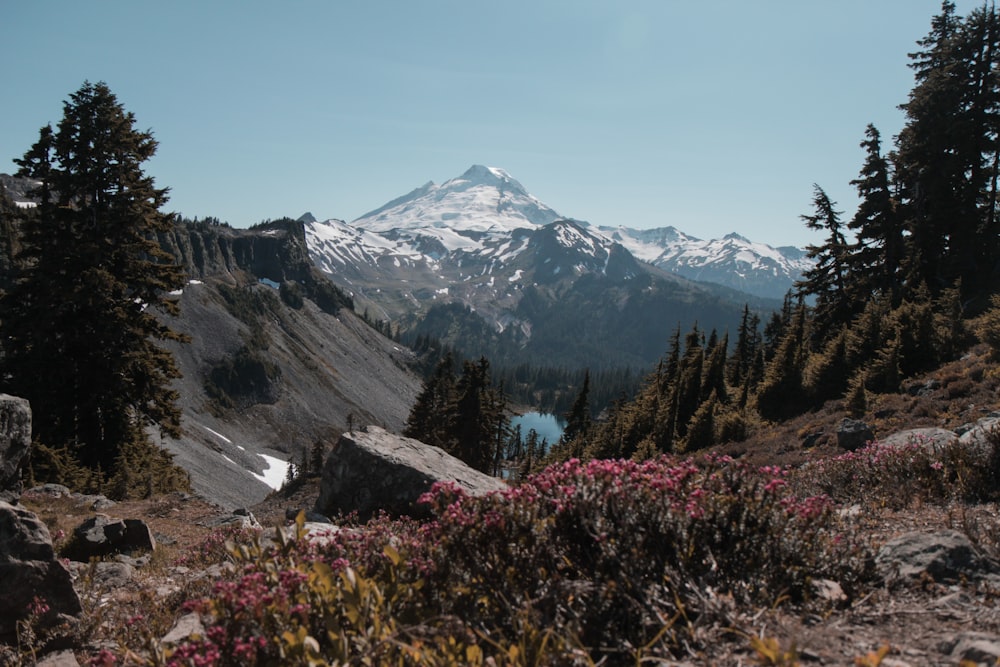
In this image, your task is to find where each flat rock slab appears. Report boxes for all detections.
[314,425,506,520]
[879,427,957,451]
[877,529,999,584]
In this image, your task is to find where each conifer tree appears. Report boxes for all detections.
[756,298,809,421]
[1,82,188,489]
[671,325,704,441]
[796,185,852,343]
[847,125,904,305]
[701,331,729,405]
[561,369,591,445]
[403,352,456,450]
[727,305,761,387]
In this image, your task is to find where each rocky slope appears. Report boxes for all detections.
[151,220,422,509]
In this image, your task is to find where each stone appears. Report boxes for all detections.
[68,515,156,561]
[314,425,506,520]
[958,416,1000,454]
[0,500,82,638]
[35,650,81,667]
[161,611,205,645]
[939,632,1000,664]
[836,418,874,451]
[0,394,32,498]
[91,561,135,587]
[810,578,846,605]
[876,529,999,583]
[25,483,72,498]
[201,510,262,531]
[879,427,957,452]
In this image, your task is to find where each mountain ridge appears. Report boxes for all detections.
[305,165,803,368]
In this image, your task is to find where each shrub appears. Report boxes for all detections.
[114,457,874,665]
[792,431,1000,507]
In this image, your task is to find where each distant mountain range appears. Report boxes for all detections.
[2,166,809,369]
[304,165,804,369]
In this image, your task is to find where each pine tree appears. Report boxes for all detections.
[701,331,728,405]
[403,352,456,450]
[895,3,1000,300]
[756,298,809,421]
[1,82,188,489]
[727,305,761,387]
[795,185,852,343]
[848,124,904,304]
[561,370,591,444]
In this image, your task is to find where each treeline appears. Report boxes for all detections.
[407,333,640,417]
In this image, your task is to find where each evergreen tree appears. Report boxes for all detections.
[1,82,188,489]
[403,352,456,450]
[449,357,508,474]
[671,325,704,441]
[756,298,809,421]
[796,185,852,342]
[895,2,1000,300]
[561,369,591,445]
[848,124,904,304]
[727,305,761,387]
[701,330,729,405]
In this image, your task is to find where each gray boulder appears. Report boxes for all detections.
[68,514,156,561]
[0,500,82,638]
[958,415,1000,454]
[879,427,957,452]
[877,529,1000,584]
[836,418,874,451]
[0,394,32,499]
[314,425,506,520]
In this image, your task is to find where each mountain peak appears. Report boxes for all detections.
[447,165,529,196]
[353,165,561,244]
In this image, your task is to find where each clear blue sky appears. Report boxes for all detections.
[1,1,986,247]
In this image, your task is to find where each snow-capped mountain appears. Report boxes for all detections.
[356,165,560,240]
[302,165,805,368]
[600,226,812,299]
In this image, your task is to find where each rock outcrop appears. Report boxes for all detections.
[876,529,1000,585]
[0,394,32,500]
[0,501,81,638]
[314,426,506,520]
[837,418,874,451]
[67,515,156,561]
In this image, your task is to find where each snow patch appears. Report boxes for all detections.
[253,454,290,491]
[201,425,232,444]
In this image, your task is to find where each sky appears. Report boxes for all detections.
[1,1,988,248]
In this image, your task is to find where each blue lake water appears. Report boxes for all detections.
[511,411,565,446]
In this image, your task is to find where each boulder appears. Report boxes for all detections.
[67,514,156,561]
[314,425,506,520]
[879,427,957,452]
[836,418,873,451]
[958,415,1000,454]
[0,500,82,638]
[939,633,1000,664]
[0,394,32,499]
[876,529,1000,584]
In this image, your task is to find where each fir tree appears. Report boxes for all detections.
[848,124,904,304]
[1,82,188,490]
[561,370,591,445]
[403,352,456,450]
[796,185,852,343]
